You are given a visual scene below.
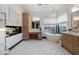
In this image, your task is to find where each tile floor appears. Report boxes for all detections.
[7,39,71,55]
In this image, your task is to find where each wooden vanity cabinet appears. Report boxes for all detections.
[29,32,42,40]
[76,37,79,54]
[61,33,79,54]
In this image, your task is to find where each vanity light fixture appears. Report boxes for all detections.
[32,17,40,21]
[73,17,79,20]
[0,28,6,32]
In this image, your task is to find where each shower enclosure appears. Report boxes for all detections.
[0,12,6,54]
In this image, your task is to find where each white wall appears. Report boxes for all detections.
[67,10,72,29]
[0,4,22,54]
[0,4,22,26]
[5,5,22,26]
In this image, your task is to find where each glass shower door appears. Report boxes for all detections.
[0,13,6,54]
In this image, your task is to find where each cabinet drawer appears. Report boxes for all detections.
[6,36,17,49]
[6,33,22,49]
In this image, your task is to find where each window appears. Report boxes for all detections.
[58,21,68,33]
[44,24,57,34]
[44,18,57,34]
[58,13,68,33]
[44,13,68,34]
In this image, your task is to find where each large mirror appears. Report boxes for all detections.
[71,10,79,29]
[32,21,40,29]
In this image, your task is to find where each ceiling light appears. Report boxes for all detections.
[32,17,40,21]
[72,5,79,12]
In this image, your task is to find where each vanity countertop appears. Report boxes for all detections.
[62,31,79,36]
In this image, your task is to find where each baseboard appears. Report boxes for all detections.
[8,40,23,50]
[42,37,47,39]
[4,50,10,55]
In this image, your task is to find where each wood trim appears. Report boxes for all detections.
[22,13,29,40]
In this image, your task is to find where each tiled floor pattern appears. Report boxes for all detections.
[7,39,71,55]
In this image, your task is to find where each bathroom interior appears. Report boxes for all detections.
[0,4,79,55]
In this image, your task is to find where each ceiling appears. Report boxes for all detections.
[21,4,61,12]
[20,4,74,13]
[20,4,75,21]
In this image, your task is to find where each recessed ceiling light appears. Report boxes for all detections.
[37,4,48,7]
[38,4,42,6]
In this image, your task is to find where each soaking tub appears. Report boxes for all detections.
[45,33,61,43]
